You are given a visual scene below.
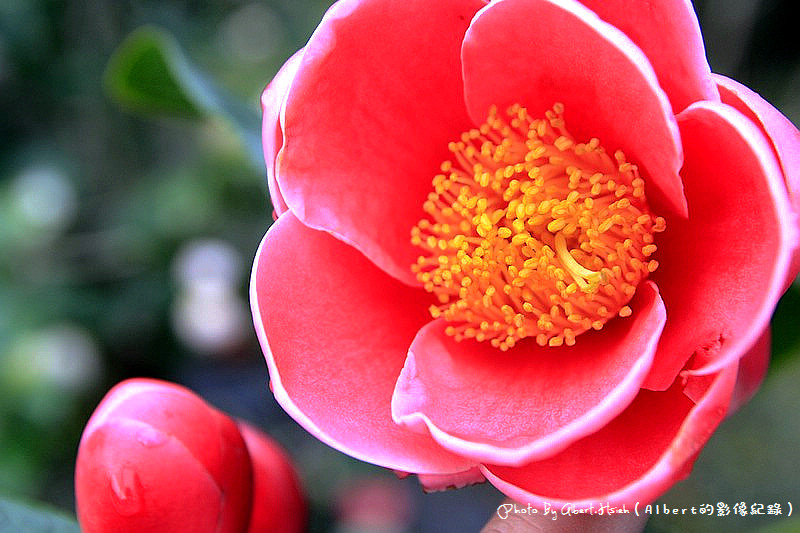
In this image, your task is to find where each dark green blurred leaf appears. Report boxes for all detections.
[770,283,800,371]
[0,497,79,533]
[104,26,202,118]
[104,26,262,167]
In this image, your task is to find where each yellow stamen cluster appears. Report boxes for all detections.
[411,103,665,350]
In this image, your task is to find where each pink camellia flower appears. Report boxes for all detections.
[75,378,306,532]
[252,0,799,508]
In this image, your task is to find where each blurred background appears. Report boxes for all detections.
[0,0,798,531]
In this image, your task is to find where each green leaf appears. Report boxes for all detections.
[0,497,80,533]
[770,282,800,371]
[104,26,262,167]
[104,26,202,118]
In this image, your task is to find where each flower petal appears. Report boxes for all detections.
[238,422,306,533]
[82,378,249,499]
[579,0,718,112]
[278,0,486,285]
[76,418,232,532]
[250,212,474,474]
[727,328,770,415]
[391,281,664,466]
[462,0,686,216]
[481,359,738,507]
[643,101,796,388]
[714,73,800,285]
[261,49,304,218]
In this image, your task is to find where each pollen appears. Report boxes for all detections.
[410,103,666,350]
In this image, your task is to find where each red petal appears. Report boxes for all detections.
[76,418,231,532]
[250,213,474,474]
[462,0,686,216]
[238,422,306,533]
[715,74,800,286]
[482,360,738,507]
[279,0,486,285]
[261,50,304,218]
[391,282,665,466]
[727,328,770,415]
[81,379,250,510]
[644,101,795,388]
[580,0,718,112]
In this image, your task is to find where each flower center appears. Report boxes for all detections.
[411,104,665,350]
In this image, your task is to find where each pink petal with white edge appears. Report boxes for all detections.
[392,281,665,467]
[417,466,486,493]
[250,212,473,475]
[482,358,738,508]
[580,0,719,113]
[279,0,486,285]
[462,0,686,216]
[261,49,304,218]
[643,101,795,388]
[714,73,800,286]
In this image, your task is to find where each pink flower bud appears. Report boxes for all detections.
[75,378,252,532]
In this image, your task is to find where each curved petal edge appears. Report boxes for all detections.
[250,213,473,475]
[392,281,665,467]
[481,359,738,509]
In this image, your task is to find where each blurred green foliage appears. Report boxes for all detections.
[104,26,204,118]
[0,0,336,519]
[104,25,263,164]
[0,0,798,531]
